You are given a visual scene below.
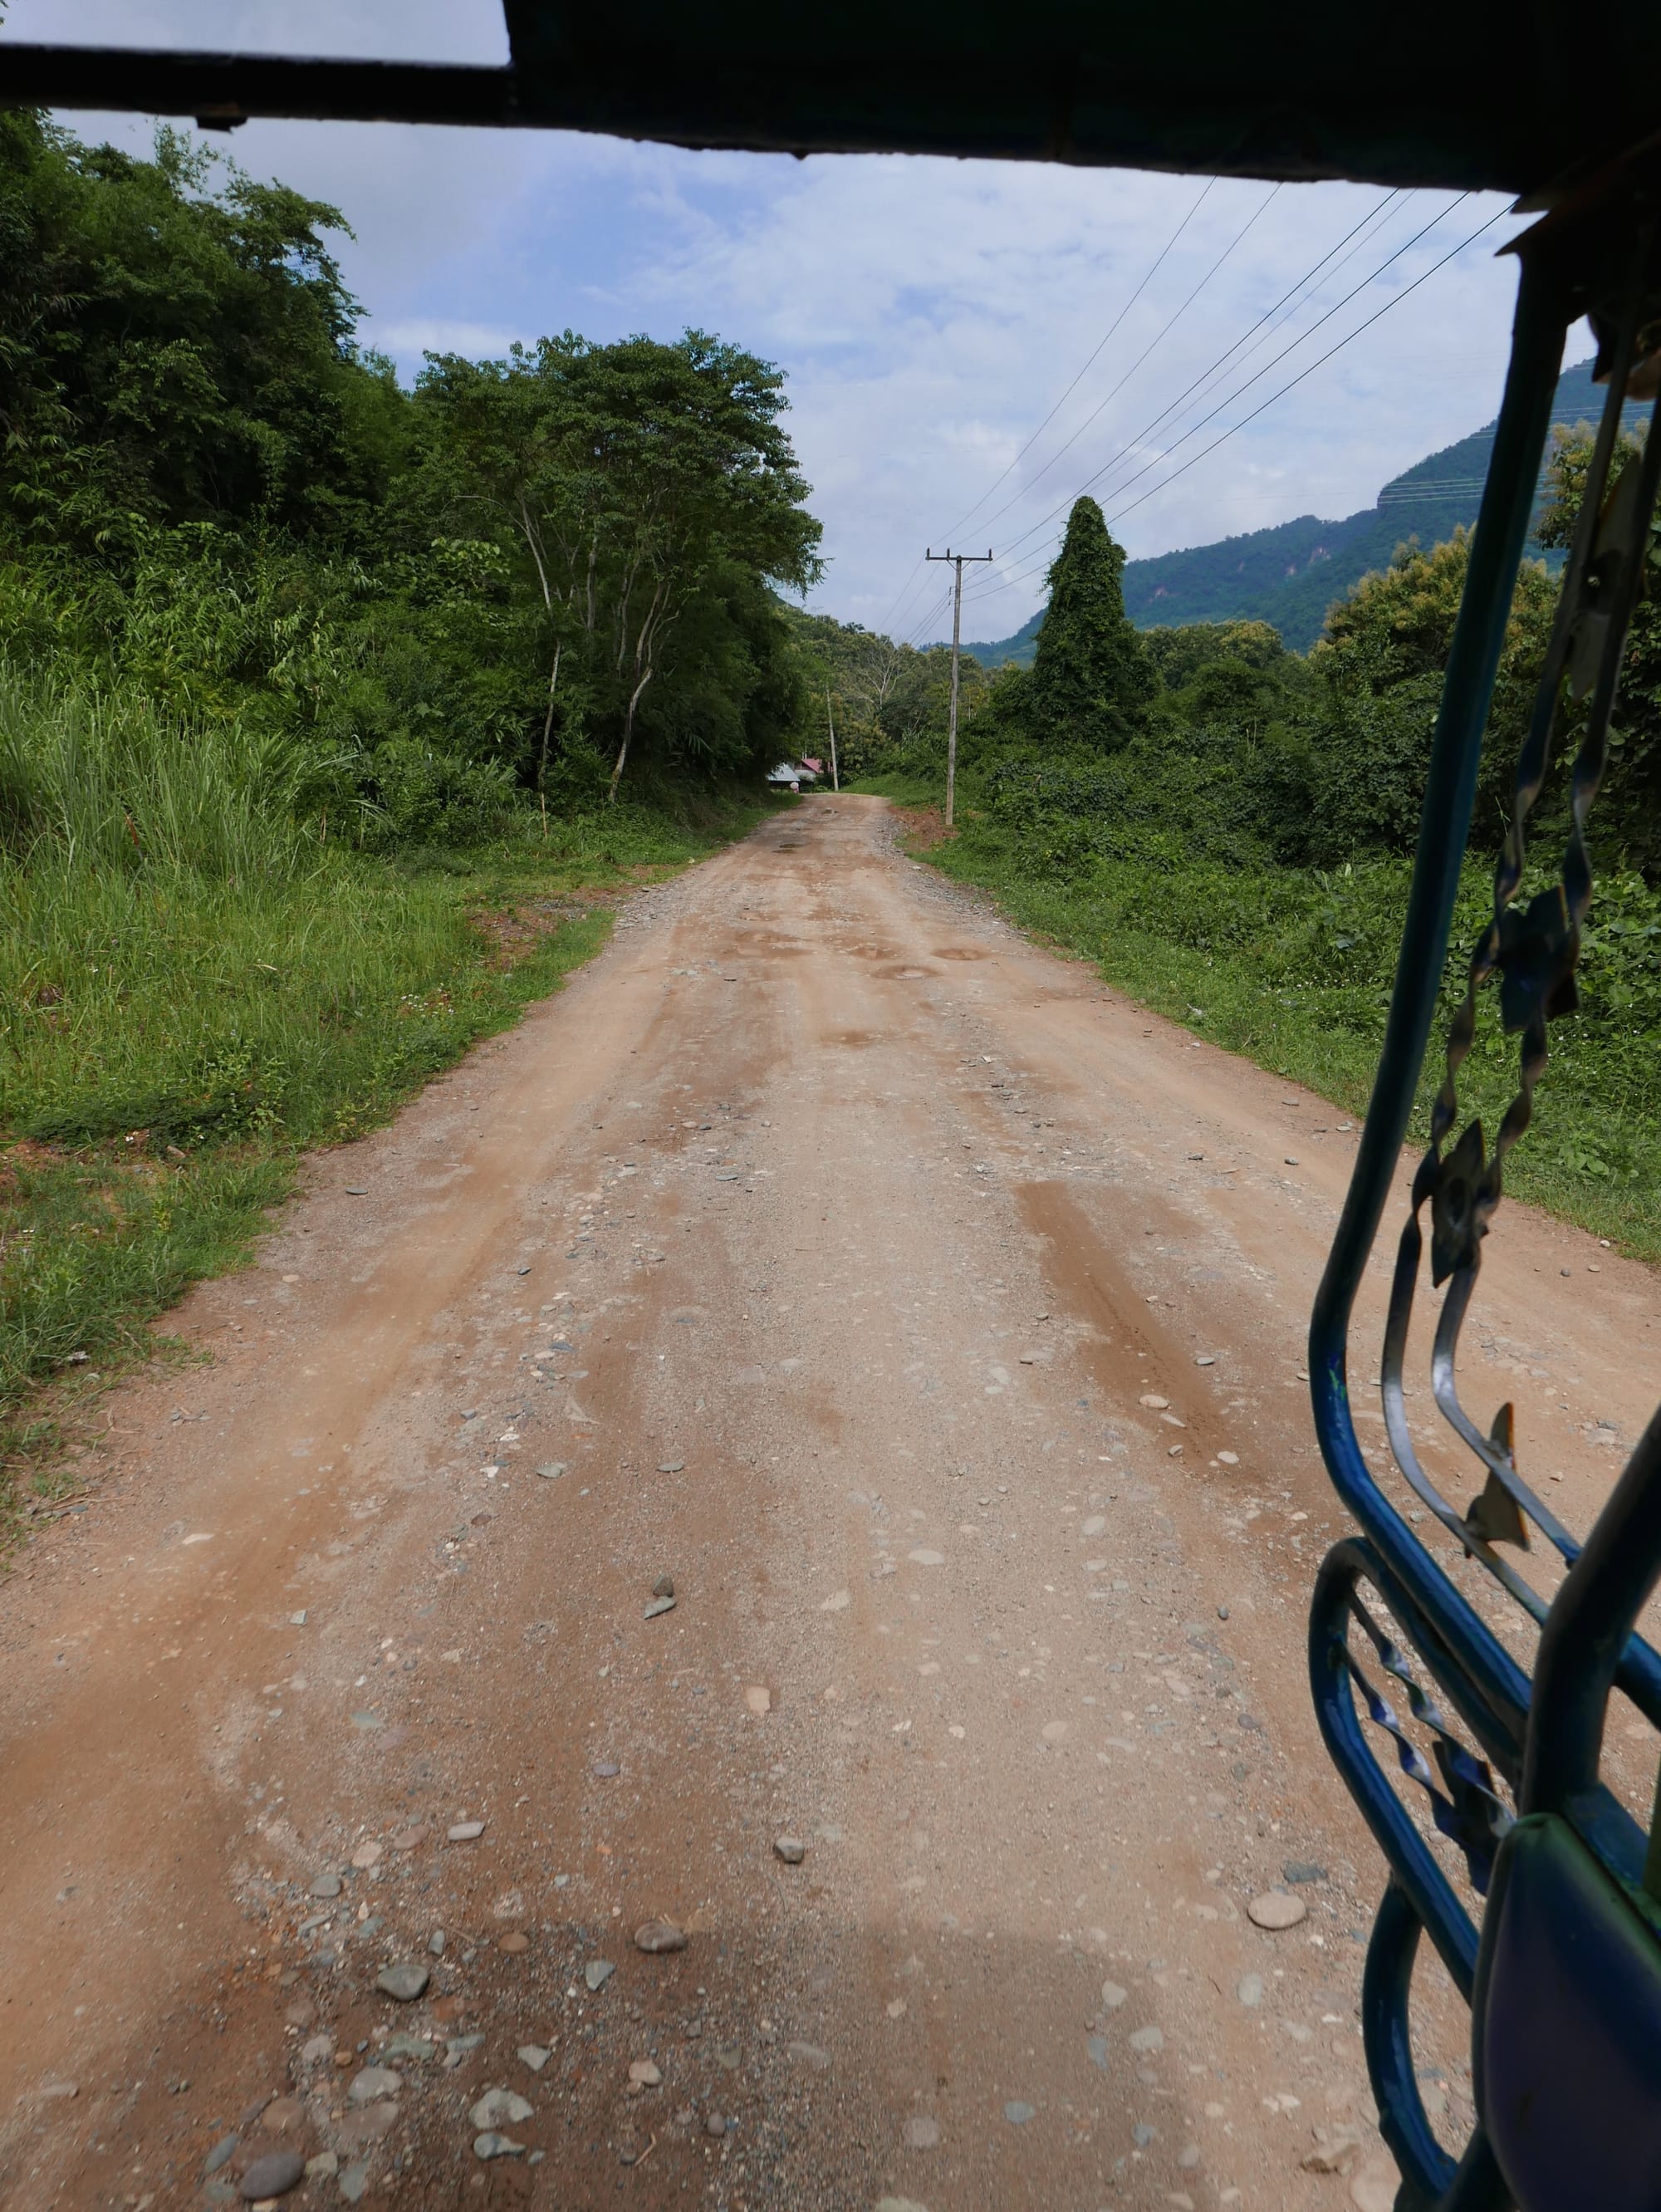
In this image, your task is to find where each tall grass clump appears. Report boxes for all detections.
[0,659,319,880]
[0,664,773,1506]
[0,661,484,1152]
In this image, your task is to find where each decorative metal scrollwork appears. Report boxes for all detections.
[1342,1585,1514,1893]
[1309,176,1661,2212]
[1378,238,1661,1670]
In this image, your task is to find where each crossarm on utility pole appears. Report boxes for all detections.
[924,547,994,829]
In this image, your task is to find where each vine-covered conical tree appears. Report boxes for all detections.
[1029,497,1155,750]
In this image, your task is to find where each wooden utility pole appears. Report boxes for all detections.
[925,547,992,828]
[825,686,840,792]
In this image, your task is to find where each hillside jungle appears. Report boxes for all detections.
[1,110,1657,1510]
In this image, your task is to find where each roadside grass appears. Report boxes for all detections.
[0,677,782,1535]
[862,783,1661,1265]
[849,769,942,810]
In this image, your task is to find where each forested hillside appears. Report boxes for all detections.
[965,359,1654,660]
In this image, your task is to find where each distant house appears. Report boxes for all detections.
[765,759,820,792]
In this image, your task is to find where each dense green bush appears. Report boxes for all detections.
[0,109,824,826]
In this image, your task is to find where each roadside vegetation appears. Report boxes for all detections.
[0,652,774,1523]
[839,442,1661,1261]
[0,111,811,1523]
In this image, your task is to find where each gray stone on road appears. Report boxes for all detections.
[634,1918,687,1954]
[348,2066,402,2103]
[473,2132,526,2161]
[375,1961,430,2002]
[1247,1891,1308,1930]
[470,2089,534,2130]
[238,2151,306,2200]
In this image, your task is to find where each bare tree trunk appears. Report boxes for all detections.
[606,577,669,805]
[519,498,563,822]
[606,666,654,804]
[518,495,553,615]
[537,636,562,795]
[613,547,645,674]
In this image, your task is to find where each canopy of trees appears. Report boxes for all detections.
[0,110,823,833]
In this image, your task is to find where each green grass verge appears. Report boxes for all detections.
[1,792,782,1537]
[846,769,943,809]
[877,792,1661,1266]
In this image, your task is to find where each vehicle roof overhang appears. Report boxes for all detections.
[3,2,1660,203]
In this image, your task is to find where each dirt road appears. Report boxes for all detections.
[4,794,1657,2212]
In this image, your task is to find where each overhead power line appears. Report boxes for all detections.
[901,584,958,650]
[962,192,1488,611]
[903,185,1406,649]
[940,174,1218,542]
[1071,191,1408,513]
[984,191,1472,584]
[960,189,1412,596]
[968,181,1283,542]
[1097,206,1510,534]
[876,554,931,638]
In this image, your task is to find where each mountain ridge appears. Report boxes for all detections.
[958,359,1649,661]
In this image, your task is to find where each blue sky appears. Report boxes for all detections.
[5,0,1570,645]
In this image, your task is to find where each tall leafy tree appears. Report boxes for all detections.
[1029,497,1154,751]
[413,330,822,800]
[0,112,401,551]
[577,333,821,798]
[408,344,601,793]
[1536,419,1660,870]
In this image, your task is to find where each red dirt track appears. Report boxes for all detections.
[4,794,1655,2211]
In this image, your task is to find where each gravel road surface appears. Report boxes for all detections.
[4,794,1655,2211]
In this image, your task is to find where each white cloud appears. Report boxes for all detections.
[3,0,507,61]
[373,318,525,362]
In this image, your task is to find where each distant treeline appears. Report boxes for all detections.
[829,459,1660,880]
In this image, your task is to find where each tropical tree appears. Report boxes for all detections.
[576,333,822,798]
[1028,497,1154,751]
[0,110,402,551]
[1536,418,1661,871]
[413,331,821,801]
[1307,531,1557,852]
